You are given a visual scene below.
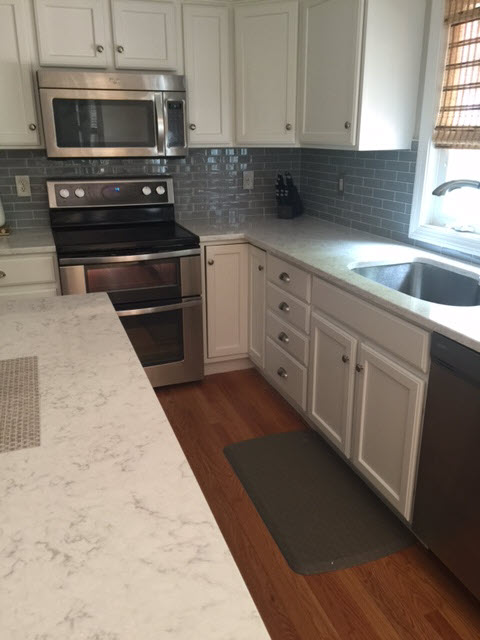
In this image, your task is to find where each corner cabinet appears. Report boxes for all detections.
[182,3,233,146]
[248,245,266,368]
[297,0,426,150]
[0,0,40,147]
[234,1,298,145]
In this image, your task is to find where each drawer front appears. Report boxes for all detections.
[312,277,429,372]
[0,254,56,288]
[267,254,311,302]
[266,282,310,334]
[266,337,307,410]
[0,285,57,299]
[266,310,309,365]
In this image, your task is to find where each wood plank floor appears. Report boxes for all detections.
[156,369,480,640]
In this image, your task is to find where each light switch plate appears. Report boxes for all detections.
[243,170,254,190]
[15,175,31,197]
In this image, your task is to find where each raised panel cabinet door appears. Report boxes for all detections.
[0,0,39,146]
[34,0,108,67]
[248,245,266,368]
[112,0,177,70]
[235,1,298,144]
[298,0,364,147]
[206,244,248,359]
[352,343,425,520]
[308,311,357,456]
[183,4,233,146]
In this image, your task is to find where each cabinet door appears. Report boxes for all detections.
[112,0,177,70]
[352,344,424,520]
[298,0,364,147]
[308,311,357,456]
[0,0,39,146]
[248,245,266,368]
[183,4,233,146]
[34,0,108,67]
[235,1,297,144]
[206,244,248,359]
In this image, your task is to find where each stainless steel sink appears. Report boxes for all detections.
[350,259,480,306]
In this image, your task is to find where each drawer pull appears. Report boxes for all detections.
[0,270,6,279]
[279,272,291,283]
[258,265,264,271]
[278,332,290,344]
[117,45,125,53]
[278,301,290,312]
[277,367,288,379]
[355,364,364,373]
[342,354,350,363]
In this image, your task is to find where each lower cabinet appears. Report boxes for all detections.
[248,245,266,368]
[0,253,59,298]
[205,243,248,359]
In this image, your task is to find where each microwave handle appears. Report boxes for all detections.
[154,93,166,156]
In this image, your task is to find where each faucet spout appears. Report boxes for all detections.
[432,179,480,196]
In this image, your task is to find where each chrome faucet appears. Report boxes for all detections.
[432,179,480,196]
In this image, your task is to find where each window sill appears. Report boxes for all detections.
[409,223,480,257]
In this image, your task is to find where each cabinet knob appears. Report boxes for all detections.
[96,45,104,53]
[207,259,214,266]
[189,123,196,131]
[117,45,124,53]
[355,364,364,373]
[0,270,6,279]
[278,301,290,312]
[285,123,292,131]
[278,332,290,344]
[342,354,350,363]
[279,272,290,283]
[277,367,288,379]
[344,121,351,130]
[258,264,264,271]
[29,123,37,131]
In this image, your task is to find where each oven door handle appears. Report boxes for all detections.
[59,248,200,266]
[116,298,202,317]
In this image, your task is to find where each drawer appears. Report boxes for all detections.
[267,254,311,302]
[266,338,307,410]
[266,310,309,366]
[266,282,310,335]
[312,277,429,372]
[0,254,56,288]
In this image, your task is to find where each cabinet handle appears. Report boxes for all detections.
[0,271,6,279]
[189,123,196,131]
[285,123,292,131]
[277,367,288,379]
[96,45,104,53]
[279,272,290,283]
[278,301,290,312]
[258,264,264,271]
[207,259,214,266]
[278,332,289,344]
[344,121,351,130]
[117,45,124,53]
[342,354,350,363]
[355,364,364,373]
[29,123,37,131]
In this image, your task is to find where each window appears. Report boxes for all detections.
[410,0,480,255]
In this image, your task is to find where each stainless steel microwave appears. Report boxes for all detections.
[37,70,187,158]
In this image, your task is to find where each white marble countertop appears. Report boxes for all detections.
[0,293,267,640]
[185,216,480,353]
[0,228,55,255]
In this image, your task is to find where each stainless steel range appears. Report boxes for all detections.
[48,177,203,387]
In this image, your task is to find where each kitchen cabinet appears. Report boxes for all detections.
[297,0,426,150]
[111,0,178,70]
[0,252,59,298]
[183,4,233,146]
[34,0,109,68]
[0,0,40,147]
[248,245,266,368]
[205,244,248,359]
[234,1,298,145]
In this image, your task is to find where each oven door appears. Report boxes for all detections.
[39,88,164,158]
[117,298,204,387]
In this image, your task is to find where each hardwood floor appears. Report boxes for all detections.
[156,369,480,640]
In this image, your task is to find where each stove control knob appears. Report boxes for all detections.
[156,185,166,195]
[59,188,70,199]
[74,188,85,198]
[142,186,152,196]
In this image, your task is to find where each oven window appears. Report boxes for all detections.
[85,261,179,295]
[52,99,156,148]
[120,309,184,367]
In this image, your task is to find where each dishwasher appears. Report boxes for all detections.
[413,332,480,600]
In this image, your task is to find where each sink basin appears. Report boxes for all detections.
[350,259,480,307]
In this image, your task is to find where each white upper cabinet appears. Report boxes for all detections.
[34,0,108,68]
[111,0,177,70]
[183,4,233,146]
[235,1,298,145]
[0,0,40,146]
[298,0,426,150]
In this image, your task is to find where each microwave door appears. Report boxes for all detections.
[163,93,187,157]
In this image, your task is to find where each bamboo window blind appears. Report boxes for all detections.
[433,0,480,148]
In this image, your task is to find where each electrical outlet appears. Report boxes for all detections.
[15,175,31,197]
[243,170,254,190]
